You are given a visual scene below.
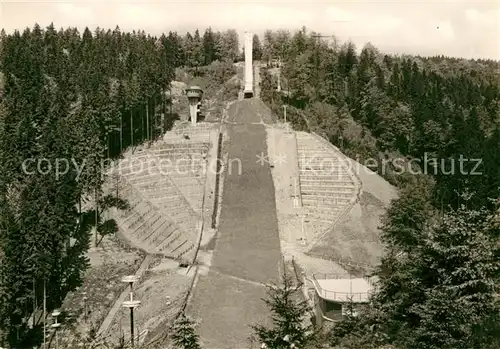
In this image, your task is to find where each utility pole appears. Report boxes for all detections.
[32,277,36,328]
[146,100,149,141]
[106,132,110,159]
[120,114,123,154]
[283,104,287,124]
[94,187,98,247]
[311,25,347,101]
[51,309,61,349]
[43,280,46,349]
[312,34,321,101]
[130,110,134,148]
[82,292,88,323]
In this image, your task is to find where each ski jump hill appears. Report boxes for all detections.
[103,33,397,348]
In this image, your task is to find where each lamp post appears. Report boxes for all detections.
[122,275,140,348]
[51,309,61,349]
[43,280,46,349]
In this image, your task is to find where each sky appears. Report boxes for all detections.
[1,0,499,60]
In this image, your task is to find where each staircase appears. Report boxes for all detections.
[104,123,216,259]
[112,180,195,259]
[295,131,360,241]
[118,153,200,239]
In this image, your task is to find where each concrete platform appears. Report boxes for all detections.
[313,276,374,303]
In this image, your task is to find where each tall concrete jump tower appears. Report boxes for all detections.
[243,31,253,98]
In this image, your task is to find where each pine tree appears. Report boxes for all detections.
[252,34,263,60]
[252,272,315,349]
[202,27,216,65]
[401,205,500,349]
[183,32,194,67]
[192,29,204,69]
[380,176,435,252]
[330,197,500,349]
[262,30,275,66]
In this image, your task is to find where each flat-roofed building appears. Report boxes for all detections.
[312,273,377,326]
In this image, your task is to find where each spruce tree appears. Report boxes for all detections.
[171,313,202,349]
[252,272,315,349]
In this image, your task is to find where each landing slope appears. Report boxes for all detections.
[187,98,281,348]
[226,98,275,124]
[210,122,281,282]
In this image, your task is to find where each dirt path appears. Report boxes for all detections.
[187,99,281,348]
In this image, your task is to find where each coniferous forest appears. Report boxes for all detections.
[260,28,500,210]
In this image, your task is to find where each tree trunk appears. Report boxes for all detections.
[130,109,134,147]
[162,87,166,135]
[43,280,46,349]
[33,278,36,328]
[146,99,149,141]
[120,113,123,153]
[140,105,143,142]
[94,187,98,247]
[107,133,110,159]
[152,98,156,140]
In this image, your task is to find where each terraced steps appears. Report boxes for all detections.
[102,123,217,262]
[299,171,352,179]
[112,182,195,259]
[301,196,352,205]
[114,151,201,238]
[301,186,354,193]
[295,131,359,241]
[300,190,354,198]
[148,140,210,216]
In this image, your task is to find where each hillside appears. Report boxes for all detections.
[259,28,500,349]
[260,30,500,208]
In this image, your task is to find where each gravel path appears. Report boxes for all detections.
[187,99,281,349]
[96,254,153,338]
